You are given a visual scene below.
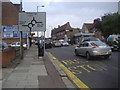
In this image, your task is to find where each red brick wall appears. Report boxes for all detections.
[2,2,20,25]
[0,47,17,67]
[2,38,27,44]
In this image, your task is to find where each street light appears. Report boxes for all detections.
[37,5,45,38]
[37,5,45,12]
[36,5,45,57]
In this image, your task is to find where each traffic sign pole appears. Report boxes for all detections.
[20,31,23,59]
[20,0,23,59]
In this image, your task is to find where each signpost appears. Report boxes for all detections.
[19,12,46,57]
[2,26,27,38]
[19,12,46,32]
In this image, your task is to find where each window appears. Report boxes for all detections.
[0,41,8,50]
[90,42,106,46]
[83,43,89,47]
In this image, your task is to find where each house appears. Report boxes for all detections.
[81,22,104,41]
[81,23,94,33]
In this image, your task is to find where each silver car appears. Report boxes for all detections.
[75,41,112,59]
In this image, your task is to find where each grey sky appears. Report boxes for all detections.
[11,0,118,37]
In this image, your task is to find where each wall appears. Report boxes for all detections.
[2,38,27,44]
[0,1,2,39]
[0,47,20,67]
[2,2,20,25]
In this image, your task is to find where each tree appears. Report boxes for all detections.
[101,13,120,38]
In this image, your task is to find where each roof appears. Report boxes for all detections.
[51,22,72,35]
[84,23,94,33]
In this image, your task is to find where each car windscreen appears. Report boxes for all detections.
[107,37,114,41]
[0,41,8,50]
[90,42,106,46]
[61,41,67,43]
[54,41,60,43]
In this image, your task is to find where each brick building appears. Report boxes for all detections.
[0,1,2,39]
[2,1,20,26]
[51,22,80,42]
[1,0,27,44]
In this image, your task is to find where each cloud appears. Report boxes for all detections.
[10,1,118,38]
[10,0,120,3]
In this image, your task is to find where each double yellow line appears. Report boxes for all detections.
[48,52,91,90]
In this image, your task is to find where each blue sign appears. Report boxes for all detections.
[2,26,27,38]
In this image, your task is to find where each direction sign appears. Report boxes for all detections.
[2,26,27,38]
[19,12,46,32]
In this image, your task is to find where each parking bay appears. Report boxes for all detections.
[47,46,118,88]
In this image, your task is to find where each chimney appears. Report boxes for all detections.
[58,25,60,28]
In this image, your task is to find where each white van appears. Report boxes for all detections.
[107,34,120,51]
[107,35,120,43]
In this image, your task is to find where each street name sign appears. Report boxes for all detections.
[19,12,46,32]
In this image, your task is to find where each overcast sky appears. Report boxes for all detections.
[10,0,119,37]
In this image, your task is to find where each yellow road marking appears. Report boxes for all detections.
[48,52,90,90]
[77,65,91,72]
[94,64,107,71]
[68,67,82,74]
[86,65,96,71]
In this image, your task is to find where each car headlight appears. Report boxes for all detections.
[109,50,112,52]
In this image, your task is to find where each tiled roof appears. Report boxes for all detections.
[84,23,94,33]
[51,22,72,35]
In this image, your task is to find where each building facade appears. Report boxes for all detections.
[1,0,27,44]
[2,1,20,26]
[0,0,2,39]
[81,23,94,33]
[51,22,80,43]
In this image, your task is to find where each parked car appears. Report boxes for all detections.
[106,35,120,51]
[106,41,119,51]
[75,41,112,59]
[45,39,53,49]
[52,40,62,47]
[10,42,27,49]
[0,41,9,50]
[59,40,69,46]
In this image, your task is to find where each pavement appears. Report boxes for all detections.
[2,45,76,89]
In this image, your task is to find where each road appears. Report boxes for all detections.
[46,45,119,88]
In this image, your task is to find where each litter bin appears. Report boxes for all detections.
[38,41,44,56]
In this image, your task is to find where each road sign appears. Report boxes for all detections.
[19,12,46,32]
[2,26,27,38]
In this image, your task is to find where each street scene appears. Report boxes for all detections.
[0,0,120,89]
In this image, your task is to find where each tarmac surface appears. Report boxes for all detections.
[2,45,76,89]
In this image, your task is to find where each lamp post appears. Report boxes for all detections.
[36,5,45,57]
[37,5,45,37]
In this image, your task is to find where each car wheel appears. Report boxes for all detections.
[86,52,91,60]
[104,55,110,59]
[75,50,79,56]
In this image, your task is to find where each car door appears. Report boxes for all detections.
[77,43,84,55]
[82,42,89,56]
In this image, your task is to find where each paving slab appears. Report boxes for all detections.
[2,45,48,88]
